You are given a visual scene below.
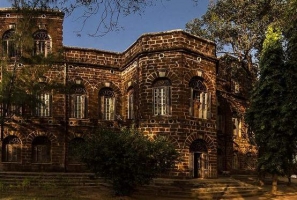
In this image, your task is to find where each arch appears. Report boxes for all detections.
[183,133,216,152]
[26,131,57,145]
[189,139,208,153]
[184,69,215,92]
[145,69,179,87]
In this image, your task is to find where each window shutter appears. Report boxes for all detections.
[111,97,115,120]
[189,88,193,116]
[199,92,204,118]
[70,95,75,118]
[204,92,208,119]
[207,92,212,119]
[81,95,86,118]
[46,40,51,56]
[167,87,171,115]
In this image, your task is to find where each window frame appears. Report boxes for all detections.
[99,88,115,120]
[189,78,211,119]
[33,30,51,57]
[32,136,51,163]
[70,86,87,119]
[153,78,171,116]
[36,93,51,117]
[2,136,21,163]
[2,29,18,57]
[127,88,134,119]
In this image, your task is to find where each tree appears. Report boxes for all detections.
[245,25,289,194]
[73,128,179,196]
[0,7,63,140]
[186,0,287,79]
[8,0,158,36]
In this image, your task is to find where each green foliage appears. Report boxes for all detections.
[74,128,179,196]
[186,0,287,78]
[245,24,296,177]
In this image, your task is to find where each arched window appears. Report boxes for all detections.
[32,136,51,163]
[99,88,115,120]
[36,93,52,117]
[2,135,21,162]
[153,78,171,115]
[189,77,211,119]
[70,85,87,119]
[68,137,85,163]
[33,30,51,57]
[127,88,134,119]
[2,29,17,57]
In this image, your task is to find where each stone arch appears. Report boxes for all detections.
[26,131,58,145]
[145,68,180,86]
[3,130,25,144]
[183,69,215,92]
[96,82,121,97]
[183,132,216,153]
[67,131,90,141]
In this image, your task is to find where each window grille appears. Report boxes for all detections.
[99,88,115,120]
[36,93,51,117]
[189,77,211,119]
[33,30,51,57]
[153,78,171,115]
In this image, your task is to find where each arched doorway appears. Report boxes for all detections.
[189,139,209,178]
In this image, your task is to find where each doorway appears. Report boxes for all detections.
[190,139,208,178]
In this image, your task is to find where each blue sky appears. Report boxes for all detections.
[0,0,209,52]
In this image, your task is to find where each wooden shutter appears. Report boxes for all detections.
[207,92,212,119]
[189,88,193,116]
[189,153,194,177]
[199,92,204,118]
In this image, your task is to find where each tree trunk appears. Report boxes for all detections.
[271,174,278,195]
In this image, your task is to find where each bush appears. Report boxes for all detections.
[75,128,179,196]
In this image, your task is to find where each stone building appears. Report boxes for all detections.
[0,8,257,178]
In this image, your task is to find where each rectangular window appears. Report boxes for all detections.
[190,90,211,119]
[5,144,20,162]
[36,93,51,117]
[153,87,170,115]
[33,145,50,163]
[72,95,85,119]
[103,97,115,120]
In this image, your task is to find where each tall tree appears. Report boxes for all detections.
[0,7,62,140]
[186,0,286,79]
[245,25,288,194]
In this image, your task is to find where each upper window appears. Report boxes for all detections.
[2,29,17,57]
[70,86,87,119]
[32,136,51,163]
[2,135,21,162]
[36,93,51,117]
[33,30,51,57]
[127,88,134,119]
[153,78,171,115]
[99,88,115,120]
[189,77,211,119]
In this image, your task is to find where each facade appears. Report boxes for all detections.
[0,8,257,178]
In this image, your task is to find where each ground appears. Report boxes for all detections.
[0,177,297,199]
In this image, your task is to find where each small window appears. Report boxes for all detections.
[2,135,21,162]
[70,86,87,119]
[36,93,51,117]
[127,88,134,119]
[99,88,115,120]
[189,77,211,119]
[33,30,51,57]
[32,136,51,163]
[153,78,171,115]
